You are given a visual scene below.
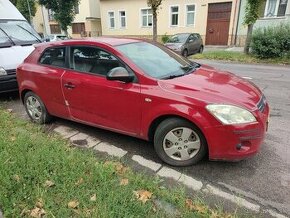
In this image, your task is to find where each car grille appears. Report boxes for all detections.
[257,95,266,112]
[6,69,16,75]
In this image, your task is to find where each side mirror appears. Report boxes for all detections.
[106,67,134,83]
[189,39,194,43]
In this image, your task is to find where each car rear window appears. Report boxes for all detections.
[39,47,66,68]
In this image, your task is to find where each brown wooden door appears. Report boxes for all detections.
[206,2,232,45]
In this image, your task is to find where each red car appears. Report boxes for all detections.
[17,38,270,166]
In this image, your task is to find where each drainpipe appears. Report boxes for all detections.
[234,0,243,46]
[231,0,239,46]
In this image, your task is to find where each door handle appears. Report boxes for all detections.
[64,83,75,89]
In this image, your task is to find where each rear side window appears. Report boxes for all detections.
[39,47,66,68]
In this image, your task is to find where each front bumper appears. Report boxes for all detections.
[0,70,18,93]
[206,103,270,161]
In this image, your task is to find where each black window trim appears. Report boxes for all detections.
[67,45,139,83]
[38,45,69,69]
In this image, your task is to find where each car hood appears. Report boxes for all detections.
[158,65,262,111]
[165,43,183,50]
[0,45,35,70]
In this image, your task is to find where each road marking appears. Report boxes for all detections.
[157,167,181,181]
[178,174,203,191]
[132,155,162,172]
[204,185,260,212]
[94,142,127,158]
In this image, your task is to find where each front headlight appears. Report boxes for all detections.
[206,104,256,125]
[0,67,7,76]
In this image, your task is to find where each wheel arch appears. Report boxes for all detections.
[147,114,208,146]
[21,89,33,103]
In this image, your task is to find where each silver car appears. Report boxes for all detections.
[44,34,69,42]
[165,33,204,57]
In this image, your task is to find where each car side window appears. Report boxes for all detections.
[70,46,123,76]
[39,47,66,68]
[192,34,199,41]
[188,35,195,42]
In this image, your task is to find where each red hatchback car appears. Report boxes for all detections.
[17,38,270,166]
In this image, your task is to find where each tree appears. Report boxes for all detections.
[147,0,163,41]
[10,0,36,23]
[243,0,263,54]
[39,0,79,35]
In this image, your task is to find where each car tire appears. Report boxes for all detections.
[199,46,204,54]
[24,91,52,124]
[154,118,207,166]
[182,49,188,58]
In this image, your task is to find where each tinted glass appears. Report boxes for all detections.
[116,42,192,79]
[71,46,122,76]
[39,47,66,68]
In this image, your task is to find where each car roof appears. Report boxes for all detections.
[172,33,200,36]
[36,37,143,48]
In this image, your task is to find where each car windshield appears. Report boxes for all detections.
[167,34,189,43]
[116,42,199,79]
[0,28,12,48]
[0,20,41,47]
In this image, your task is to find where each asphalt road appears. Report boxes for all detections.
[1,60,290,215]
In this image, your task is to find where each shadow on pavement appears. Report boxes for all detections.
[0,91,20,101]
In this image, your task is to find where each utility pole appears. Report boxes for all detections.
[26,0,32,24]
[41,5,48,36]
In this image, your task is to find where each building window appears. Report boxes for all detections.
[119,11,126,28]
[108,12,115,29]
[141,9,153,27]
[72,23,85,34]
[171,6,179,26]
[74,3,79,14]
[264,0,288,17]
[186,5,195,25]
[50,24,61,34]
[48,9,55,21]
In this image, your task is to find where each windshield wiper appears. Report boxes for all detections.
[0,27,14,46]
[161,73,185,80]
[16,25,41,43]
[180,64,198,74]
[180,64,194,70]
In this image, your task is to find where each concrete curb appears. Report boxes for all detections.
[52,124,289,218]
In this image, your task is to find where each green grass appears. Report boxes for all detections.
[0,109,234,217]
[191,51,290,65]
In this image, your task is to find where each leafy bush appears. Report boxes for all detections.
[251,24,290,59]
[161,33,170,44]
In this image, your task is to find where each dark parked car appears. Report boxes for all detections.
[17,38,269,166]
[165,33,203,57]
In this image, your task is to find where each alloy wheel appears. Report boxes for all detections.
[163,127,201,161]
[26,96,42,121]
